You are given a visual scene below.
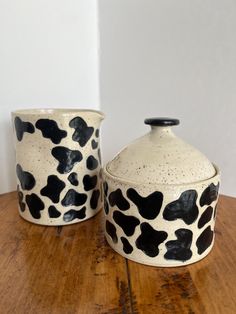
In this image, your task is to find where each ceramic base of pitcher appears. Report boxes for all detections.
[18,206,102,226]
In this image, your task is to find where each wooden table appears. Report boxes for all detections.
[0,192,235,314]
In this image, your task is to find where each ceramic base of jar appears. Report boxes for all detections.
[105,233,215,267]
[103,165,220,267]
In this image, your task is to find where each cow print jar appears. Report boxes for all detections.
[103,117,220,267]
[12,109,104,226]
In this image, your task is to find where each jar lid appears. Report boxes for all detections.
[106,118,216,185]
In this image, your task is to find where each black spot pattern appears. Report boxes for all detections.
[104,198,109,215]
[52,146,83,174]
[86,155,98,170]
[48,206,61,218]
[63,207,86,222]
[127,188,163,220]
[164,229,193,261]
[136,223,168,257]
[108,189,130,211]
[121,237,133,254]
[16,164,36,191]
[198,206,213,229]
[67,172,79,186]
[14,117,35,141]
[200,183,219,206]
[113,211,140,236]
[163,190,198,225]
[25,193,45,219]
[106,220,118,243]
[35,119,67,144]
[69,117,94,147]
[61,189,87,207]
[83,174,97,191]
[196,226,214,254]
[17,188,25,212]
[95,129,99,137]
[91,140,98,149]
[40,175,65,203]
[103,182,109,214]
[90,189,100,209]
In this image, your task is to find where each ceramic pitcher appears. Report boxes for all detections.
[12,109,104,226]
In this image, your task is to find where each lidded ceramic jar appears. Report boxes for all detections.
[103,118,220,267]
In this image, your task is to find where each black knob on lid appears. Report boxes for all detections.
[144,117,180,126]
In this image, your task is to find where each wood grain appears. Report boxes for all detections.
[0,192,235,314]
[0,192,132,314]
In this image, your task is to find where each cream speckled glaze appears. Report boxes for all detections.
[103,118,220,267]
[12,109,104,226]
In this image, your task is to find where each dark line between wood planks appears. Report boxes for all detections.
[56,226,63,236]
[125,259,137,314]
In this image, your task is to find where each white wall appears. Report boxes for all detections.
[0,0,99,194]
[1,1,236,197]
[99,0,236,197]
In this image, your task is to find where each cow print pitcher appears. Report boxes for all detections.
[12,109,104,225]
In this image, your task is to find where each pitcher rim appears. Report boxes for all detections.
[11,108,105,119]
